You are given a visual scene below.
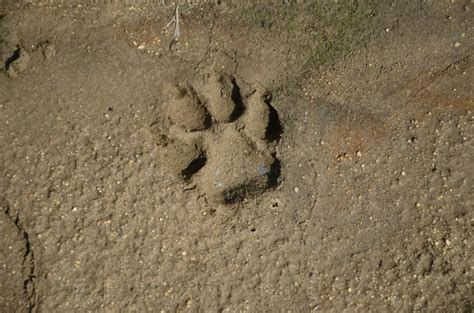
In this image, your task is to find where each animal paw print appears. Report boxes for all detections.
[153,70,282,203]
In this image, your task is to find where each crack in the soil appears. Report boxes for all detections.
[412,54,472,98]
[2,200,37,313]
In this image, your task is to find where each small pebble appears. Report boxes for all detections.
[454,42,461,47]
[294,187,299,193]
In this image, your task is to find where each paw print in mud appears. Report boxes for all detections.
[152,70,282,203]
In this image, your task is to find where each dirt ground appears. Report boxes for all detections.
[0,0,473,312]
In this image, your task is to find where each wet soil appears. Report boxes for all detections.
[0,1,472,312]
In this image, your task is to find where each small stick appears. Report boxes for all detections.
[173,5,180,40]
[164,5,180,49]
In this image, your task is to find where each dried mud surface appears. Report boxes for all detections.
[0,1,472,312]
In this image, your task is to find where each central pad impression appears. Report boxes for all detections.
[154,70,281,203]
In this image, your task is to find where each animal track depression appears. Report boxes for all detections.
[154,70,282,203]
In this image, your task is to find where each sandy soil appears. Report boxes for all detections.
[0,1,473,312]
